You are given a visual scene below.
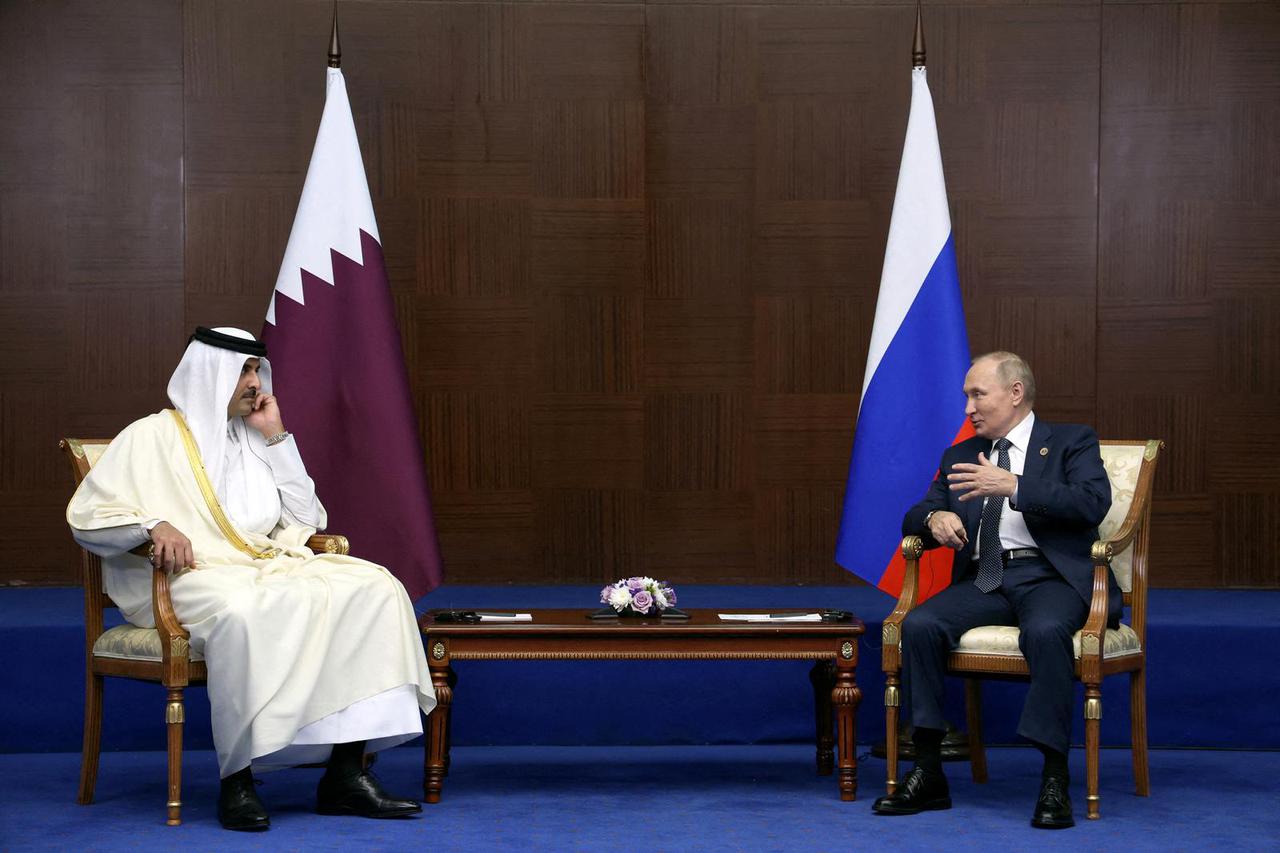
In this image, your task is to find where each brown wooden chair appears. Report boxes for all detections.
[61,437,349,826]
[880,438,1162,820]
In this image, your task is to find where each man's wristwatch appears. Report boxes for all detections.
[925,510,939,527]
[265,431,291,447]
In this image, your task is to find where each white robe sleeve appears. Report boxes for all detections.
[72,520,160,557]
[263,435,326,529]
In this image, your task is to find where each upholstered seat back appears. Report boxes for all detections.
[65,438,111,478]
[1097,443,1146,593]
[81,441,109,469]
[64,439,115,596]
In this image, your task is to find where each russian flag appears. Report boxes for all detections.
[835,66,972,601]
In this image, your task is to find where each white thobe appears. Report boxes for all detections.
[70,412,434,776]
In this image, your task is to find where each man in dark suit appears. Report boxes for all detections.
[871,351,1119,829]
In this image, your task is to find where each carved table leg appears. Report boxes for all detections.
[832,639,862,801]
[424,658,453,804]
[809,661,835,775]
[444,666,458,777]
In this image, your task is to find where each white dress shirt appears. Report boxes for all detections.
[973,410,1039,557]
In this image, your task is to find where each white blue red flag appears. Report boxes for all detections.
[835,67,972,600]
[263,67,443,599]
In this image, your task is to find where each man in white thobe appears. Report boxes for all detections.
[67,326,435,831]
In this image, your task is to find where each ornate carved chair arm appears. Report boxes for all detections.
[882,536,925,671]
[131,541,187,646]
[151,564,193,685]
[151,566,187,643]
[1094,514,1142,560]
[307,533,350,555]
[1078,551,1112,681]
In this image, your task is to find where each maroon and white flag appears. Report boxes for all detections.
[263,67,442,598]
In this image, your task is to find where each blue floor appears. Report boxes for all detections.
[5,585,1279,753]
[4,584,1279,849]
[1,745,1275,850]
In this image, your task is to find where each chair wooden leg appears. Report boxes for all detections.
[1084,684,1102,820]
[165,688,185,826]
[78,672,103,805]
[1130,669,1150,796]
[885,672,900,794]
[964,678,988,784]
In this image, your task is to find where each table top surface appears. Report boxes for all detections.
[419,608,865,636]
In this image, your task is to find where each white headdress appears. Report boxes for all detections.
[166,327,274,494]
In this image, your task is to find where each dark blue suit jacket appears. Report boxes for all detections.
[902,418,1121,624]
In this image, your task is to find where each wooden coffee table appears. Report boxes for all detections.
[418,608,865,802]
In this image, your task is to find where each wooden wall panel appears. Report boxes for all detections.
[532,395,644,490]
[1,0,184,585]
[1099,1,1280,589]
[539,488,642,582]
[644,491,755,582]
[2,0,1278,589]
[648,199,751,297]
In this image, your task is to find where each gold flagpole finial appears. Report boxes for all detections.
[912,1,926,69]
[327,1,342,68]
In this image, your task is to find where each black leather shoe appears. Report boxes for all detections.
[218,770,270,831]
[1031,775,1075,829]
[872,767,952,815]
[317,770,422,818]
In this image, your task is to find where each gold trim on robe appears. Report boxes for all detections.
[167,409,280,561]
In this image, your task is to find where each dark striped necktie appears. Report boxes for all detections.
[974,437,1012,593]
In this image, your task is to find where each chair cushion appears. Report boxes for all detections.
[954,623,1142,659]
[92,624,204,662]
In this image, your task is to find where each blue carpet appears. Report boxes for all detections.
[0,745,1275,850]
[4,585,1279,753]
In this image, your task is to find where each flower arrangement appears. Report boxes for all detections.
[599,577,678,616]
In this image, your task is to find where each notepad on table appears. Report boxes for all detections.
[717,612,822,622]
[475,612,533,622]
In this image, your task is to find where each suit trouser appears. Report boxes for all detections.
[900,555,1088,756]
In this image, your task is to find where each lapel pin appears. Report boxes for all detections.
[1039,447,1048,456]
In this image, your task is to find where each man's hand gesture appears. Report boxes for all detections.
[150,521,194,573]
[245,393,286,439]
[947,452,1017,502]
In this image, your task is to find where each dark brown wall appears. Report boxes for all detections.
[2,1,1277,589]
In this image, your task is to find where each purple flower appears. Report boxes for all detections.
[627,577,646,592]
[660,586,676,605]
[631,590,653,613]
[600,585,614,604]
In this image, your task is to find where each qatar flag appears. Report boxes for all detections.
[263,67,443,599]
